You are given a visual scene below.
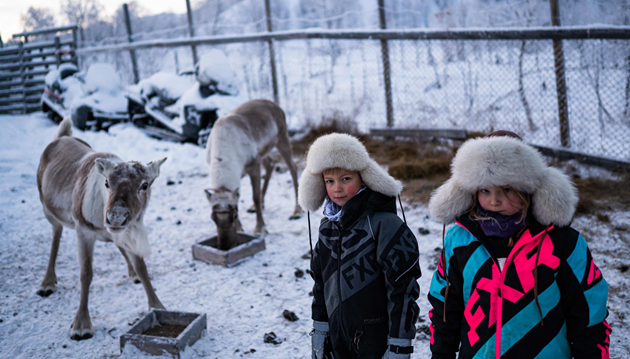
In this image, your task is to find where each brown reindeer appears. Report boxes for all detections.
[36,117,167,340]
[204,99,302,250]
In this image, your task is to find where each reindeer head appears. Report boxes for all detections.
[95,158,167,234]
[205,187,240,230]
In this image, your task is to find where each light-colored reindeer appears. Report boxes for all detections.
[36,117,166,340]
[204,99,302,249]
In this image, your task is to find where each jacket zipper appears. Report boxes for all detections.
[334,222,351,350]
[492,225,553,359]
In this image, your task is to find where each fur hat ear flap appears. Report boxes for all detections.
[531,167,578,227]
[360,159,403,198]
[298,170,327,212]
[429,178,474,224]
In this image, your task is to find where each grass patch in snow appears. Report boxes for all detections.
[573,175,630,215]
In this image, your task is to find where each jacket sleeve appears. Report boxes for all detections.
[558,231,610,358]
[375,215,421,340]
[427,228,465,359]
[311,235,329,323]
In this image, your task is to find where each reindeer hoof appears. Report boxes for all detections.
[247,208,256,213]
[70,326,95,341]
[70,332,93,341]
[288,215,302,220]
[36,287,56,297]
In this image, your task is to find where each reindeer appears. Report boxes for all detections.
[36,117,167,340]
[204,99,302,250]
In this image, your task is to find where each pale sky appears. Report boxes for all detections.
[0,0,189,43]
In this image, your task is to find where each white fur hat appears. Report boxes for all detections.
[428,136,578,226]
[298,133,403,212]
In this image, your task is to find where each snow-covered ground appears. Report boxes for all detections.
[1,113,629,358]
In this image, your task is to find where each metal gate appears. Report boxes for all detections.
[0,25,78,114]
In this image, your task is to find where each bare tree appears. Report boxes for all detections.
[21,6,56,32]
[60,0,104,42]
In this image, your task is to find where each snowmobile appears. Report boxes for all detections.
[126,50,245,146]
[41,62,82,123]
[41,63,128,131]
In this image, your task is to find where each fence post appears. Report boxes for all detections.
[123,3,140,84]
[71,26,79,66]
[18,42,26,114]
[264,0,279,104]
[377,0,394,127]
[54,36,62,67]
[549,0,570,147]
[185,0,198,65]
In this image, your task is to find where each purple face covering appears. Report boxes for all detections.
[477,208,528,238]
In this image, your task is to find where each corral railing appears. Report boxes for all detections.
[76,26,630,164]
[0,25,78,114]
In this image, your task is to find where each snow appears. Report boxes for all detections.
[195,50,240,96]
[83,63,122,96]
[136,72,195,103]
[1,114,629,358]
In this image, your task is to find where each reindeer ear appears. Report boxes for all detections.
[146,157,167,182]
[204,188,213,202]
[95,158,115,177]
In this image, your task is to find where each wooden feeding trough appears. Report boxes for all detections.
[120,309,207,358]
[192,233,265,267]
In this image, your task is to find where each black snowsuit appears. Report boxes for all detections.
[311,188,422,358]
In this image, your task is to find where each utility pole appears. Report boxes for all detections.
[185,0,198,65]
[549,0,570,147]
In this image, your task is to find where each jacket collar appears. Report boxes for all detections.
[455,211,549,261]
[335,188,397,229]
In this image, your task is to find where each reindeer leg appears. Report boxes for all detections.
[130,254,165,310]
[71,229,96,340]
[276,134,303,220]
[37,210,63,297]
[261,156,275,206]
[247,156,274,213]
[248,159,267,235]
[117,246,141,284]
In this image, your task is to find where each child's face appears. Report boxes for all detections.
[477,185,524,216]
[323,168,363,207]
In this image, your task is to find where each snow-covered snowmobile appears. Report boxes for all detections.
[126,50,245,146]
[41,63,83,123]
[41,63,128,131]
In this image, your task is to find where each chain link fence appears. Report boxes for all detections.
[78,31,630,163]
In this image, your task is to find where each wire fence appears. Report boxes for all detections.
[77,28,630,163]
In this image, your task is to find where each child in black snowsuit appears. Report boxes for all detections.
[298,133,422,359]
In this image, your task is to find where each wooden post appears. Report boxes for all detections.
[123,3,140,84]
[549,0,570,147]
[18,42,26,114]
[185,0,198,65]
[72,27,79,66]
[377,0,394,127]
[54,36,62,67]
[264,0,279,104]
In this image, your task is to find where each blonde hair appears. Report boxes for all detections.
[468,187,531,224]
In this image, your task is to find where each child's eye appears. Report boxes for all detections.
[503,187,512,192]
[479,189,488,194]
[325,179,333,184]
[342,177,351,181]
